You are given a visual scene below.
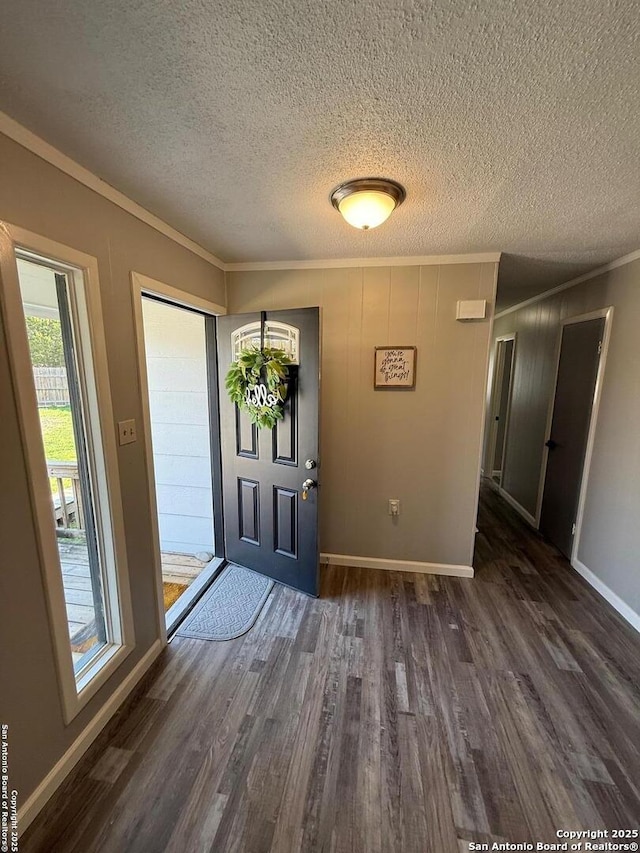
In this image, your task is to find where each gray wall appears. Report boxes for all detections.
[493,258,640,618]
[0,133,225,803]
[227,263,497,567]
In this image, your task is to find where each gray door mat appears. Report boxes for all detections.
[175,563,274,641]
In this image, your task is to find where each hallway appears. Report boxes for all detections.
[22,483,640,852]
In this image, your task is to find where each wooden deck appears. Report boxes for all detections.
[160,551,210,586]
[59,540,209,667]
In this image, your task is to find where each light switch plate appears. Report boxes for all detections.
[118,419,137,445]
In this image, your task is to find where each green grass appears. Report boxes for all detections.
[39,406,76,461]
[39,406,76,494]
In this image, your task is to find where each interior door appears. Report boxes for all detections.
[217,308,320,596]
[539,317,605,558]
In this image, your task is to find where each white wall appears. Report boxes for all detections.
[141,297,214,555]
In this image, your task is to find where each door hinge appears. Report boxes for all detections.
[571,523,577,536]
[597,340,603,355]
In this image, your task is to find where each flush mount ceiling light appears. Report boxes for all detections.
[330,178,406,230]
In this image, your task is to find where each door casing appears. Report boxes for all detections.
[131,271,226,644]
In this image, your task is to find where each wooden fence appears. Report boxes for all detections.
[33,366,69,406]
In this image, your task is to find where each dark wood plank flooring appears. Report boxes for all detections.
[22,483,640,852]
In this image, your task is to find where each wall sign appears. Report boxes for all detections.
[374,346,417,389]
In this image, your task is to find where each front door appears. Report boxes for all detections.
[539,317,605,558]
[217,308,320,596]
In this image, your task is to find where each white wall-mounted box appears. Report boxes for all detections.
[456,299,487,320]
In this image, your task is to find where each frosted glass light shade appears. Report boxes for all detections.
[330,178,406,230]
[338,191,397,230]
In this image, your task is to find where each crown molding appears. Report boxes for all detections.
[1,112,503,275]
[495,249,640,318]
[0,111,226,270]
[225,252,501,272]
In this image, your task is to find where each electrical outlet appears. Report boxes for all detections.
[118,419,137,446]
[388,499,400,516]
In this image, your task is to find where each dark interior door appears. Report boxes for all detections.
[217,308,320,596]
[539,317,605,558]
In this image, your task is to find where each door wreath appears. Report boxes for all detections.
[225,345,292,429]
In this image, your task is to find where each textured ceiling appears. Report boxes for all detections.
[0,0,638,308]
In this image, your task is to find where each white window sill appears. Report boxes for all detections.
[63,642,134,724]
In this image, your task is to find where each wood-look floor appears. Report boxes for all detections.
[22,484,640,852]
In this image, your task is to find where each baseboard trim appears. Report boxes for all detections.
[17,639,164,834]
[495,485,538,527]
[571,558,640,634]
[321,553,474,578]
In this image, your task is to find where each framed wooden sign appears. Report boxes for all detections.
[374,346,417,389]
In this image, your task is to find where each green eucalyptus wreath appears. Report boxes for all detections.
[225,346,292,429]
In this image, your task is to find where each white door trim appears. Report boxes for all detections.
[130,271,225,643]
[534,307,614,564]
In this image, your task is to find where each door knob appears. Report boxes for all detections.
[301,478,317,501]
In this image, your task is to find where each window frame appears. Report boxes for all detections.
[0,224,134,723]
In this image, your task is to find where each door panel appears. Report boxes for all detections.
[218,308,320,596]
[539,318,604,558]
[236,408,258,458]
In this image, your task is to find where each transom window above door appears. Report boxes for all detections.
[232,320,300,364]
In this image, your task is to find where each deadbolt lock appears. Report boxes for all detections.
[305,459,316,469]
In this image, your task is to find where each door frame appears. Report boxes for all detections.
[130,272,226,643]
[487,333,517,487]
[535,307,614,562]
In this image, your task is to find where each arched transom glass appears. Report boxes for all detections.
[231,320,300,364]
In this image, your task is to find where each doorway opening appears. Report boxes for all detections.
[488,334,516,487]
[138,292,224,633]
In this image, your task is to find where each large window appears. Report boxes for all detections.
[0,229,133,720]
[18,256,112,673]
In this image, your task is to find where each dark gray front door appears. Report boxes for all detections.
[217,308,320,596]
[539,317,605,558]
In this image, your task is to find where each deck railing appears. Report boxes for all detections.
[48,460,85,532]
